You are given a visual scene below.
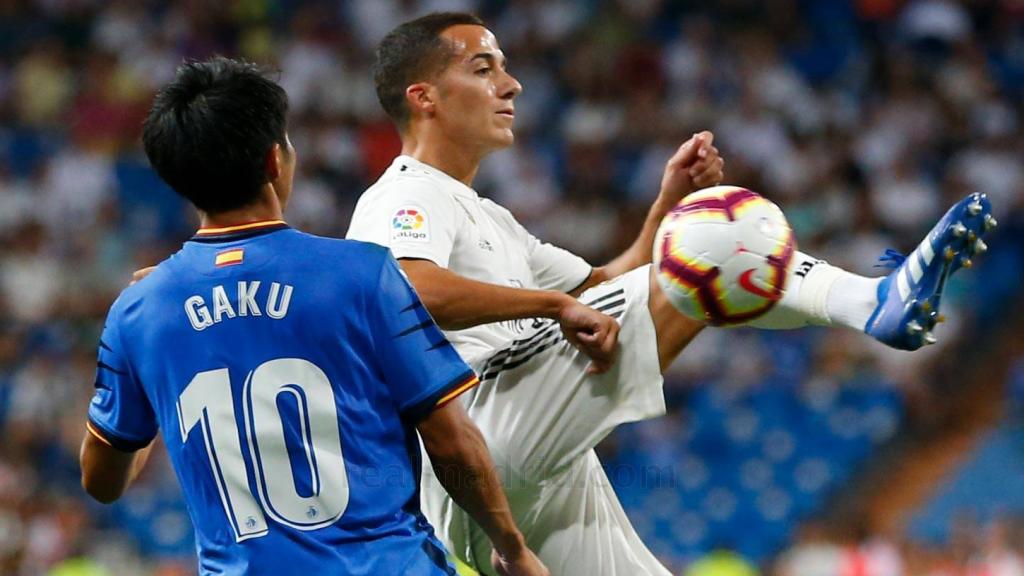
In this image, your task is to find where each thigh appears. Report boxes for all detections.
[431,451,673,576]
[528,452,673,576]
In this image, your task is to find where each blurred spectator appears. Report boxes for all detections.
[777,522,844,576]
[837,525,903,576]
[0,0,1021,573]
[1,220,62,323]
[1008,358,1024,420]
[971,519,1024,576]
[776,516,1024,576]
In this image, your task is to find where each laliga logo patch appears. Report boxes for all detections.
[391,207,429,242]
[393,208,424,230]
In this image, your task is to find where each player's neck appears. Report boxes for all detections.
[401,132,483,188]
[198,192,284,230]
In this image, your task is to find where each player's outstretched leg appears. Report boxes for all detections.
[863,192,995,350]
[743,192,995,351]
[644,193,997,368]
[647,269,706,370]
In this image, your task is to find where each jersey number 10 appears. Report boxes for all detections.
[177,358,350,541]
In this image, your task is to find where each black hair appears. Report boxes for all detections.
[141,57,289,214]
[373,12,485,127]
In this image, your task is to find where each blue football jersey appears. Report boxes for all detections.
[87,221,478,575]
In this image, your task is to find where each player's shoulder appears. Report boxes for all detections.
[104,249,187,327]
[350,168,460,243]
[288,230,393,273]
[285,229,386,255]
[478,197,525,231]
[114,249,183,301]
[479,197,515,218]
[358,163,456,210]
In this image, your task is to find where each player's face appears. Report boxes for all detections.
[433,25,522,153]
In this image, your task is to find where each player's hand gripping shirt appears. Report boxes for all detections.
[87,222,477,576]
[346,155,592,362]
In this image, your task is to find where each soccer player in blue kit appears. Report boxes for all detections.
[78,57,547,576]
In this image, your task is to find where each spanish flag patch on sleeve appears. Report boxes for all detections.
[215,248,244,267]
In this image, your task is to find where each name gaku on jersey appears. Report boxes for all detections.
[185,281,294,331]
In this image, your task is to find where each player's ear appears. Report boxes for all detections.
[405,83,436,118]
[265,143,282,180]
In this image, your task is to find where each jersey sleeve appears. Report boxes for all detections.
[87,302,158,452]
[494,204,591,292]
[482,198,592,292]
[369,251,478,422]
[346,180,459,268]
[526,233,593,292]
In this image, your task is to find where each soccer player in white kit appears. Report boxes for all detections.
[347,12,995,576]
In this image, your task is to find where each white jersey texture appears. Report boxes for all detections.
[347,155,592,364]
[347,155,672,576]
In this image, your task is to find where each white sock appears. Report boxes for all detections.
[746,251,882,331]
[826,272,883,331]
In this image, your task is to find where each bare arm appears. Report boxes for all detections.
[573,131,725,294]
[580,194,680,292]
[418,401,548,576]
[80,430,153,503]
[400,259,573,330]
[400,259,619,373]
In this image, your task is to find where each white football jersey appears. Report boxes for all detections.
[346,155,592,362]
[348,155,671,575]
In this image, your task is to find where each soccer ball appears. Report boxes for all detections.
[653,186,796,326]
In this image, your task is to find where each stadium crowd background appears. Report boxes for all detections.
[0,0,1022,574]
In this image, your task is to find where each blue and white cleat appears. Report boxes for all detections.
[865,192,996,351]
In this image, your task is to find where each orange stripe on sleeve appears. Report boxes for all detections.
[86,421,114,448]
[436,375,480,408]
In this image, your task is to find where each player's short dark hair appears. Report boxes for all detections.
[373,12,485,128]
[142,57,289,214]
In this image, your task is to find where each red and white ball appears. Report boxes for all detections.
[653,186,796,326]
